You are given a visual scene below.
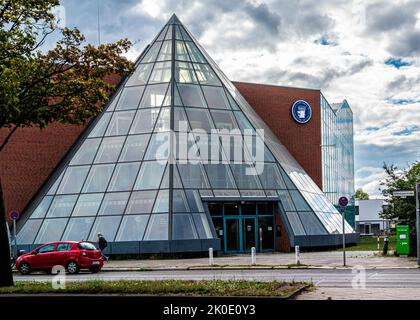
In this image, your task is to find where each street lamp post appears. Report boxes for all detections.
[416,182,420,266]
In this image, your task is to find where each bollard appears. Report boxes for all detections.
[295,245,300,265]
[377,236,380,251]
[251,247,256,265]
[209,247,214,266]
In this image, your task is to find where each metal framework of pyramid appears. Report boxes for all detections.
[16,14,356,253]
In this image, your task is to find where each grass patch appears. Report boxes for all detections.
[337,236,396,252]
[0,280,309,297]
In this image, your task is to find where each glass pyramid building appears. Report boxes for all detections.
[16,15,356,254]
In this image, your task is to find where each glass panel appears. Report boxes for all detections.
[116,86,144,110]
[82,164,114,193]
[70,138,101,165]
[47,171,64,195]
[202,86,230,109]
[298,211,327,235]
[174,25,183,40]
[57,166,89,194]
[192,214,213,238]
[230,164,261,189]
[185,108,214,131]
[211,110,238,130]
[175,40,190,61]
[173,189,190,212]
[88,113,112,138]
[62,217,95,241]
[153,190,169,213]
[119,134,150,162]
[194,64,221,86]
[126,190,157,214]
[156,25,168,41]
[35,218,68,243]
[259,163,286,189]
[185,190,204,212]
[286,212,306,236]
[108,162,140,191]
[157,41,172,61]
[177,164,209,188]
[46,195,78,218]
[277,190,296,211]
[98,192,130,215]
[105,111,135,136]
[204,164,236,189]
[139,83,170,108]
[155,107,171,132]
[178,84,206,107]
[173,107,190,131]
[105,90,121,112]
[176,61,198,83]
[143,214,168,240]
[179,25,192,41]
[173,214,197,239]
[88,216,122,241]
[17,219,42,244]
[184,41,205,63]
[144,132,170,160]
[290,190,311,211]
[148,62,171,83]
[142,41,162,63]
[94,136,125,164]
[160,164,170,189]
[130,108,160,134]
[234,111,254,133]
[125,63,153,86]
[115,215,149,241]
[134,161,166,190]
[31,196,53,219]
[164,24,173,40]
[72,193,103,217]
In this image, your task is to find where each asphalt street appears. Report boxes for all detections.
[13,268,420,288]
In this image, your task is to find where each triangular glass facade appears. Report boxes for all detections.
[17,14,354,250]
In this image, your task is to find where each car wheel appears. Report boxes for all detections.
[89,267,101,273]
[66,261,80,274]
[18,261,31,275]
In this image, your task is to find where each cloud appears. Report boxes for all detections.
[388,30,420,57]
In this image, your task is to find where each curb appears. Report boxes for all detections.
[285,284,312,300]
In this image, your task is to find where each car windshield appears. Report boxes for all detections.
[77,242,97,250]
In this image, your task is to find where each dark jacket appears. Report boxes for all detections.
[98,236,108,251]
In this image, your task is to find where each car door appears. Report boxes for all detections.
[31,244,56,269]
[51,243,73,267]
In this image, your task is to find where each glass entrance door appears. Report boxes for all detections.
[243,218,256,251]
[258,217,274,251]
[225,218,240,252]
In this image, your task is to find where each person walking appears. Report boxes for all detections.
[97,233,109,261]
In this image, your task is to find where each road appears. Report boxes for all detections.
[13,268,420,288]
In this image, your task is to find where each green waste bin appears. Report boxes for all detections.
[396,225,410,255]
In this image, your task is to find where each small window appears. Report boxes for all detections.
[178,84,206,108]
[202,86,230,109]
[115,86,144,110]
[185,108,214,131]
[149,62,172,83]
[139,83,170,108]
[98,192,130,216]
[56,243,72,251]
[105,111,135,136]
[94,136,125,164]
[119,134,150,162]
[77,242,97,250]
[126,190,157,214]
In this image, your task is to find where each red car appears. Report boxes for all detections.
[16,241,104,275]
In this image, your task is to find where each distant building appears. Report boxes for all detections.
[355,199,390,235]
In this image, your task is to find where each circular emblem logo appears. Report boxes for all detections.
[291,100,312,124]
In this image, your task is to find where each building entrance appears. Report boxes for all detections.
[207,202,275,253]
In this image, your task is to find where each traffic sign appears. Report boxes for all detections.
[338,196,349,207]
[9,211,19,220]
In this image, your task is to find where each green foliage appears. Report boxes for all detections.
[0,0,134,129]
[0,280,308,297]
[380,162,420,230]
[355,188,369,200]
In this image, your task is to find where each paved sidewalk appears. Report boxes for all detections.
[298,287,420,300]
[103,251,418,271]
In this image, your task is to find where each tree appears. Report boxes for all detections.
[355,188,369,200]
[380,162,420,251]
[0,0,133,286]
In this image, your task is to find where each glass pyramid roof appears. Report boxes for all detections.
[17,14,354,246]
